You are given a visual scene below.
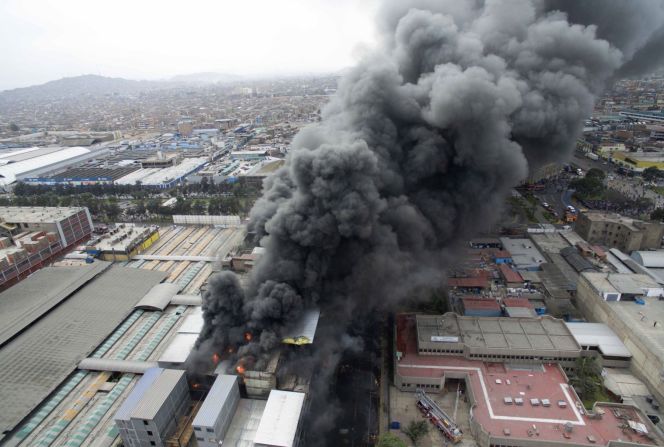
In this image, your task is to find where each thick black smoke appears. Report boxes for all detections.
[195,1,664,443]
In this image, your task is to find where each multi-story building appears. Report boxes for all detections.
[0,206,94,290]
[192,375,240,447]
[575,211,664,252]
[576,271,664,404]
[114,368,190,447]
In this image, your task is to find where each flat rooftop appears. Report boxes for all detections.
[0,265,167,437]
[223,398,266,446]
[0,206,87,224]
[580,212,644,231]
[93,224,157,252]
[416,314,580,352]
[607,299,664,367]
[397,315,661,446]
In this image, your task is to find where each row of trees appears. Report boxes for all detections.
[12,177,260,199]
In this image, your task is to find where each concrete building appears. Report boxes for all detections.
[576,271,664,404]
[192,375,240,447]
[575,211,664,252]
[394,313,663,447]
[411,313,581,368]
[91,223,160,261]
[0,206,93,247]
[0,206,94,290]
[577,272,662,302]
[114,368,189,447]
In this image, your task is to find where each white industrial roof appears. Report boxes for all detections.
[253,390,305,447]
[135,157,207,186]
[565,322,631,358]
[632,250,664,269]
[158,333,198,364]
[0,146,91,185]
[177,308,204,334]
[115,168,161,185]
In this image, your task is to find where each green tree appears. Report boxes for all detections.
[376,433,407,447]
[570,357,602,399]
[570,176,604,199]
[652,208,664,221]
[191,200,206,215]
[586,168,606,180]
[643,166,662,182]
[9,123,19,132]
[402,420,428,445]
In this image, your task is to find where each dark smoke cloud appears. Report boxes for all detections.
[195,1,664,444]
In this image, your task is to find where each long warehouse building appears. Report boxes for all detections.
[0,262,167,440]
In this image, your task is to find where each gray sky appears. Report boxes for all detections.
[0,0,378,91]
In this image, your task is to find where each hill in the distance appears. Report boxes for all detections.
[0,73,243,101]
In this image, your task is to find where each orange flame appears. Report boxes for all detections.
[227,347,235,354]
[192,383,200,389]
[244,332,253,342]
[236,365,246,375]
[212,353,220,364]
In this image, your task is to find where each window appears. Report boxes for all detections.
[150,442,156,446]
[147,431,153,436]
[194,427,201,431]
[207,428,214,433]
[143,420,148,426]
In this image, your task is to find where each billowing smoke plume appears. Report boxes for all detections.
[195,1,664,443]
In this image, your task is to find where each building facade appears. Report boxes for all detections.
[192,375,240,447]
[575,211,664,252]
[114,368,190,447]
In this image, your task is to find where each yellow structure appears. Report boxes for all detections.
[611,151,664,171]
[99,228,160,262]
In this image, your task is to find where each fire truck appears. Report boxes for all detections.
[416,389,463,443]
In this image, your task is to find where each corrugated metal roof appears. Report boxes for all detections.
[565,322,631,358]
[282,308,320,345]
[632,251,664,268]
[0,265,167,437]
[114,368,163,421]
[158,333,198,364]
[134,282,181,311]
[0,261,110,346]
[0,147,91,185]
[253,390,305,447]
[131,369,186,420]
[192,374,238,428]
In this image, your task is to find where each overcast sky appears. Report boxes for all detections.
[0,0,378,91]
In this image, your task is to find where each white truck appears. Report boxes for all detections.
[586,152,599,161]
